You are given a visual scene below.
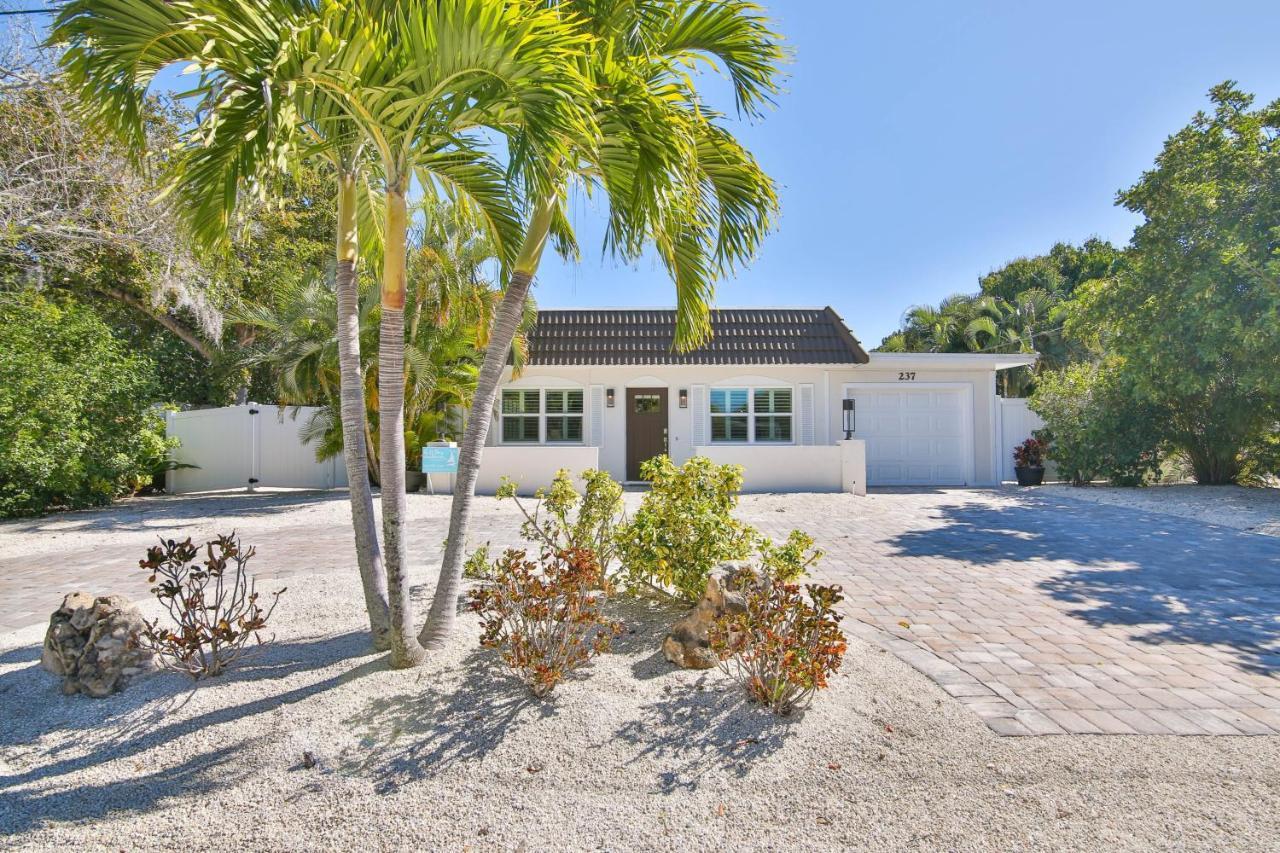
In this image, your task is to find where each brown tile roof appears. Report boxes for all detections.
[524,307,870,366]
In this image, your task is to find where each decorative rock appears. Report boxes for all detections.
[40,592,154,697]
[662,562,755,669]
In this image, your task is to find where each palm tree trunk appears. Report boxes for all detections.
[419,201,554,649]
[379,186,426,668]
[335,171,391,650]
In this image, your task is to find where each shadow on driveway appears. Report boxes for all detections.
[885,492,1280,675]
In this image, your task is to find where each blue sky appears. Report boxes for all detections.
[536,1,1280,346]
[14,1,1280,346]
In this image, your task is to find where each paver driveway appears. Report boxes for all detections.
[746,489,1280,736]
[2,487,1278,736]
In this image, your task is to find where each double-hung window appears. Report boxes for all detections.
[500,388,583,444]
[709,387,792,443]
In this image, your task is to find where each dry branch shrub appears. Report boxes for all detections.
[709,570,847,715]
[138,533,284,678]
[467,547,622,699]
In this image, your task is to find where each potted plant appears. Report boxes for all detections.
[1013,436,1047,486]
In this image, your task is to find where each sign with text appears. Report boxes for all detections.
[421,445,460,474]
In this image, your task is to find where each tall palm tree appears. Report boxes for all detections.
[419,0,786,648]
[306,0,591,666]
[51,0,396,650]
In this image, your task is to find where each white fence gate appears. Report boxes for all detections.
[997,397,1047,482]
[166,404,347,494]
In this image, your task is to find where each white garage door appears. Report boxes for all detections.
[846,387,970,486]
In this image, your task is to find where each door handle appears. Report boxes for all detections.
[663,427,668,455]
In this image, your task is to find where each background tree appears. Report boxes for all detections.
[1067,83,1280,484]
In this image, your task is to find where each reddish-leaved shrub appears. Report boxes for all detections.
[709,570,847,715]
[467,547,622,699]
[138,533,284,678]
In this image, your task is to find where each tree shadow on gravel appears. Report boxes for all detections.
[0,630,382,789]
[340,649,552,794]
[613,677,795,794]
[0,739,252,836]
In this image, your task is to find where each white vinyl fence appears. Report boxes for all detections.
[997,397,1047,482]
[166,404,346,494]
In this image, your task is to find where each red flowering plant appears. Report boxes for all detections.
[467,547,622,699]
[708,568,847,716]
[1013,436,1047,468]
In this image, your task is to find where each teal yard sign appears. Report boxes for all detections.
[421,445,460,474]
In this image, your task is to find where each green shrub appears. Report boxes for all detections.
[1030,361,1164,486]
[709,568,847,716]
[0,292,175,516]
[496,468,625,571]
[756,529,823,582]
[467,547,622,699]
[614,455,756,602]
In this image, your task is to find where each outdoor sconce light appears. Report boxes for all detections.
[606,388,616,408]
[842,398,856,439]
[678,388,688,408]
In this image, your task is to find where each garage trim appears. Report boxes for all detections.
[841,381,976,486]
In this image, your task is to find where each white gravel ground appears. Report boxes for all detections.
[1040,484,1280,537]
[2,574,1278,851]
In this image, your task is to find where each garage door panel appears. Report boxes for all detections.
[849,386,969,486]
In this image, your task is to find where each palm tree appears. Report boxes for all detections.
[305,0,591,666]
[51,0,396,650]
[419,0,786,649]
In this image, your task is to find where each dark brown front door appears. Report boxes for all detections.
[626,387,668,481]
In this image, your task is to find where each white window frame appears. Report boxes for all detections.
[708,386,795,445]
[499,388,585,445]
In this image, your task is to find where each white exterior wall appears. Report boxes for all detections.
[694,445,843,492]
[484,355,1023,491]
[473,446,600,495]
[825,362,1002,486]
[998,397,1049,482]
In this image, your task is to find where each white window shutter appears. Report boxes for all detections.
[589,385,604,447]
[798,383,815,445]
[690,385,707,447]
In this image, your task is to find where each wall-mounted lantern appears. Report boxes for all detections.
[606,388,616,408]
[842,398,856,439]
[678,388,689,409]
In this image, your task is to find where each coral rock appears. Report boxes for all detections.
[662,562,754,669]
[41,593,154,698]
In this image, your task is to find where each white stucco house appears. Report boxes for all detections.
[474,307,1036,494]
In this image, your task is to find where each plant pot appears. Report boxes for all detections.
[405,470,425,493]
[1014,466,1044,487]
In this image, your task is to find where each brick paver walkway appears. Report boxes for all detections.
[3,487,1278,736]
[747,489,1280,736]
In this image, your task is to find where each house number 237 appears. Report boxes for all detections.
[898,371,917,381]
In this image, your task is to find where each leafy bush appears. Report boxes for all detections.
[756,530,824,582]
[615,455,756,602]
[1012,436,1046,468]
[467,547,622,699]
[496,468,625,571]
[1030,361,1163,486]
[709,569,847,715]
[0,292,175,516]
[138,533,285,678]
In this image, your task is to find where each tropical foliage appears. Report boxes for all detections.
[1063,83,1280,485]
[879,239,1120,396]
[235,200,527,474]
[424,0,786,649]
[0,291,173,516]
[1030,361,1164,486]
